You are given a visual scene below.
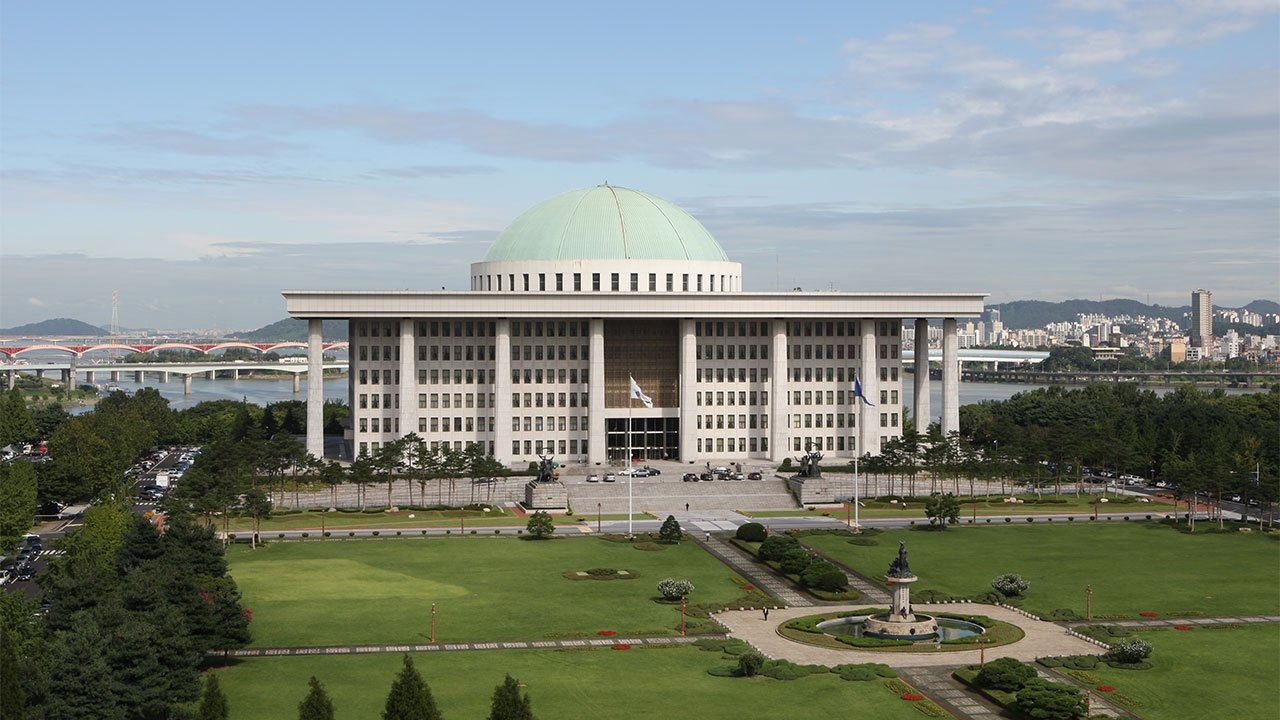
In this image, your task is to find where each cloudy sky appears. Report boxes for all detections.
[1,0,1276,331]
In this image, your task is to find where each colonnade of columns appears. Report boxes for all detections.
[301,315,964,463]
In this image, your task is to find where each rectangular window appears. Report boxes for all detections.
[630,273,639,291]
[649,273,657,291]
[593,273,601,291]
[574,273,581,291]
[611,273,620,291]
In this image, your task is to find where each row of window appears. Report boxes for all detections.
[696,414,769,430]
[513,393,588,408]
[512,416,587,432]
[475,272,738,293]
[358,440,497,457]
[696,390,770,406]
[695,368,770,384]
[357,318,905,342]
[698,344,769,361]
[419,393,494,409]
[512,439,588,457]
[696,437,769,453]
[513,368,587,385]
[417,417,497,434]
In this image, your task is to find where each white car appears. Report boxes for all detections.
[586,474,600,483]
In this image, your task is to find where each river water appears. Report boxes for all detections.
[70,374,1266,421]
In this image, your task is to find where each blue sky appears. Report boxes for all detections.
[2,0,1276,330]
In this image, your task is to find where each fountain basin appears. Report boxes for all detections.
[817,614,985,642]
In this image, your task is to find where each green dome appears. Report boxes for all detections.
[483,186,728,262]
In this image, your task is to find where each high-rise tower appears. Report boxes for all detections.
[1191,289,1212,348]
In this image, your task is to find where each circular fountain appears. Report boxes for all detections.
[822,541,985,642]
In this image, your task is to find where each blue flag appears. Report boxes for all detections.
[853,375,875,407]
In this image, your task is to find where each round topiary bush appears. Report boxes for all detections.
[1105,638,1152,664]
[811,569,849,592]
[657,577,694,600]
[736,522,768,542]
[976,656,1037,692]
[991,573,1030,597]
[737,651,765,677]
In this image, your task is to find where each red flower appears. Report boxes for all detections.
[612,643,631,650]
[1139,611,1159,617]
[241,608,253,621]
[739,584,755,590]
[597,630,617,636]
[1096,685,1115,693]
[1174,625,1192,631]
[900,693,923,701]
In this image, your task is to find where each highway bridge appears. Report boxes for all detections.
[1,360,347,394]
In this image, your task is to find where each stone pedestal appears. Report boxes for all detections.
[523,481,568,511]
[862,574,938,639]
[785,475,837,504]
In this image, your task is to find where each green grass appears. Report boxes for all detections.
[229,536,759,646]
[800,523,1280,618]
[1081,625,1279,720]
[213,646,930,720]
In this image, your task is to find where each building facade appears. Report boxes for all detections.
[1191,288,1213,348]
[285,186,985,466]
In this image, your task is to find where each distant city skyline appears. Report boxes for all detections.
[2,1,1277,329]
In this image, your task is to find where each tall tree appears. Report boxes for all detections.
[0,387,36,447]
[0,461,38,551]
[196,674,230,720]
[298,675,336,720]
[382,655,442,720]
[487,674,533,720]
[44,614,123,720]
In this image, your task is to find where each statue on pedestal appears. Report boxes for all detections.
[887,541,912,578]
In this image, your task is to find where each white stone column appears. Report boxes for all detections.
[769,321,789,460]
[587,319,606,464]
[398,318,416,441]
[494,319,512,466]
[678,319,698,463]
[913,318,930,431]
[292,373,301,393]
[942,317,960,436]
[859,320,879,456]
[306,318,325,459]
[182,375,192,395]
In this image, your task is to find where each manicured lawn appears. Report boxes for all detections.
[222,508,646,532]
[214,646,930,720]
[800,524,1280,618]
[229,536,759,646]
[749,494,1167,520]
[1081,625,1279,720]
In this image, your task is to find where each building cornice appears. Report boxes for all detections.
[282,290,987,320]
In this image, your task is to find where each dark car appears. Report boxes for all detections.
[682,473,699,482]
[747,472,763,481]
[14,564,35,581]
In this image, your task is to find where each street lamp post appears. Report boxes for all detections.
[1085,584,1093,621]
[680,596,687,637]
[430,602,437,643]
[597,502,601,534]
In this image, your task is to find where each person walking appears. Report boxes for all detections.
[685,502,690,512]
[762,607,770,621]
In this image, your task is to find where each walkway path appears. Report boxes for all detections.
[690,531,814,608]
[1066,614,1280,629]
[714,603,1102,668]
[220,633,719,658]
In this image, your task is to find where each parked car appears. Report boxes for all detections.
[682,473,699,482]
[747,472,763,481]
[586,474,600,483]
[603,474,617,483]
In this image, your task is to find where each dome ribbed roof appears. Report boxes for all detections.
[483,185,728,262]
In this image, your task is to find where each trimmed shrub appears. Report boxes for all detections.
[976,657,1037,692]
[658,515,683,544]
[736,522,768,542]
[657,577,694,600]
[1015,678,1086,720]
[779,547,812,575]
[737,651,765,677]
[800,561,844,589]
[992,573,1030,597]
[758,535,800,562]
[1105,638,1152,664]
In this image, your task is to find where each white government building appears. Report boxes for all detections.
[284,185,985,467]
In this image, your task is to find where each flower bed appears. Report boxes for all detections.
[1174,624,1192,631]
[1139,611,1159,617]
[597,630,617,636]
[900,693,923,701]
[612,643,631,650]
[1097,685,1115,693]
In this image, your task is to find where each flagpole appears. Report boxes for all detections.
[854,384,861,533]
[628,382,634,538]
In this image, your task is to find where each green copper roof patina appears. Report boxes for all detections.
[483,185,728,262]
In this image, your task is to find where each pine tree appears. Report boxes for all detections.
[487,674,533,720]
[196,674,230,720]
[298,676,336,720]
[658,514,682,544]
[382,655,442,720]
